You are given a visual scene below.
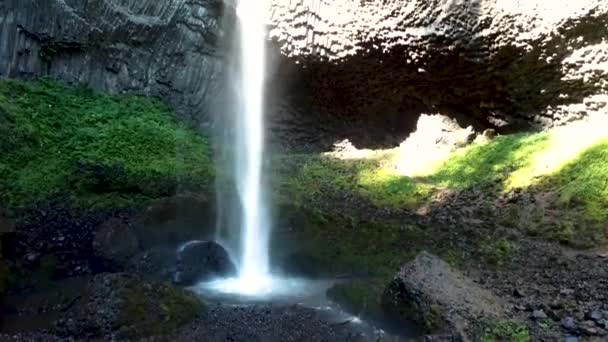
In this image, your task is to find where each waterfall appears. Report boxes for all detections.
[203,0,274,296]
[234,0,271,287]
[198,1,331,300]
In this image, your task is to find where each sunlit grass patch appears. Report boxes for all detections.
[507,115,608,189]
[545,139,608,223]
[276,115,608,244]
[426,133,551,189]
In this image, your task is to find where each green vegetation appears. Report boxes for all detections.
[424,305,443,332]
[425,133,551,189]
[481,321,530,342]
[479,238,516,266]
[0,79,213,212]
[275,131,608,246]
[274,152,431,209]
[544,140,608,223]
[273,204,482,283]
[122,278,204,338]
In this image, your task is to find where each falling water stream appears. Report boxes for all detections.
[200,0,282,296]
[198,0,330,300]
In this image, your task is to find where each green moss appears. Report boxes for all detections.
[278,214,414,278]
[424,304,443,332]
[0,79,213,212]
[122,279,204,338]
[481,321,530,342]
[273,205,478,282]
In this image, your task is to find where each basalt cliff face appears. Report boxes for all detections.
[1,0,607,150]
[0,0,227,126]
[266,0,608,149]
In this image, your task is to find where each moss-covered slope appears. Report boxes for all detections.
[0,79,213,212]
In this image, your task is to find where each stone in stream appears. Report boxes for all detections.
[585,310,603,322]
[173,240,237,286]
[383,251,503,339]
[561,316,577,332]
[580,320,600,336]
[531,309,548,321]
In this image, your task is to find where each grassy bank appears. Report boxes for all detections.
[0,79,213,213]
[274,118,608,247]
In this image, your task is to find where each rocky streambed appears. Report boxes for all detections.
[1,192,608,341]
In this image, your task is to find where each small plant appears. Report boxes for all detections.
[481,321,531,342]
[482,238,515,266]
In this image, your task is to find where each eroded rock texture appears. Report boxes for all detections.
[0,0,227,125]
[267,0,608,149]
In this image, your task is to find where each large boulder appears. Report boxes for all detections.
[0,0,228,126]
[383,252,503,338]
[173,240,237,286]
[55,273,204,340]
[266,0,608,148]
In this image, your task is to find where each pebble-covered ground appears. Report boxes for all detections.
[0,304,414,342]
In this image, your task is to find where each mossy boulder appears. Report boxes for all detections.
[383,252,503,338]
[55,273,204,339]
